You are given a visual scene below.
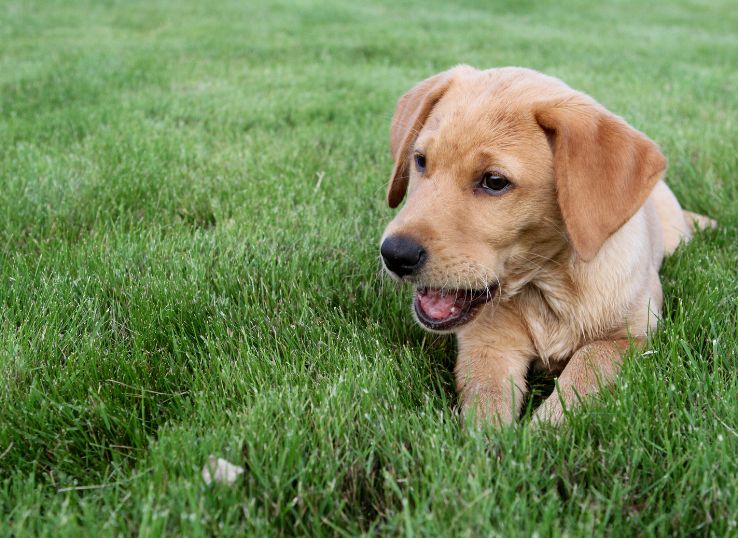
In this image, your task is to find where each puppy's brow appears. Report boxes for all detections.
[426,115,442,130]
[415,136,436,154]
[476,151,514,175]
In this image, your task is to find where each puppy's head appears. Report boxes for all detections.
[380,66,666,333]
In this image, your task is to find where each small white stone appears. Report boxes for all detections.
[202,455,244,486]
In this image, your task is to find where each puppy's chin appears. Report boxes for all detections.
[411,284,499,333]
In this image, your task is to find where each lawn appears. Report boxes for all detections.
[1,0,736,535]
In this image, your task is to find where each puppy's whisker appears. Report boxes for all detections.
[539,216,570,243]
[519,251,563,267]
[510,255,546,272]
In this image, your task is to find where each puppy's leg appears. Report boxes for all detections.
[456,308,533,427]
[683,210,717,232]
[456,351,531,427]
[533,339,638,424]
[649,180,692,255]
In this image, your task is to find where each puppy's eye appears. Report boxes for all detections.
[414,153,426,173]
[481,173,512,194]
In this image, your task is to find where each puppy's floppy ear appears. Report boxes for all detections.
[387,66,471,208]
[535,97,667,261]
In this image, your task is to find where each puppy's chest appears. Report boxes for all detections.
[523,311,580,365]
[516,287,588,365]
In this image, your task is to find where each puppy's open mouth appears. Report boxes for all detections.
[413,285,498,331]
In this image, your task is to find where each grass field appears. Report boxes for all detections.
[1,0,737,535]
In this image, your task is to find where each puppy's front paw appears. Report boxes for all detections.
[460,391,517,429]
[531,395,565,426]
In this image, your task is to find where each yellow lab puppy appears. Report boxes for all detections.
[380,66,713,425]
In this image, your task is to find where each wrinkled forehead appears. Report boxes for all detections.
[416,81,539,156]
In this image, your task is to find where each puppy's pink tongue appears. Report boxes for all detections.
[418,290,458,320]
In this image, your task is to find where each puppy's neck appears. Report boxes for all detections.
[502,236,574,303]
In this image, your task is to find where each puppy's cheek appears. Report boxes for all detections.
[484,248,513,277]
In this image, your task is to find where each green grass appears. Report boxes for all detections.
[1,0,736,535]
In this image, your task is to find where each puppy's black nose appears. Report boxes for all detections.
[381,235,427,278]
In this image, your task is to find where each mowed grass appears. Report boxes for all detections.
[1,0,736,535]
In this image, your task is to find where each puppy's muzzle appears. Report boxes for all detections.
[380,235,427,278]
